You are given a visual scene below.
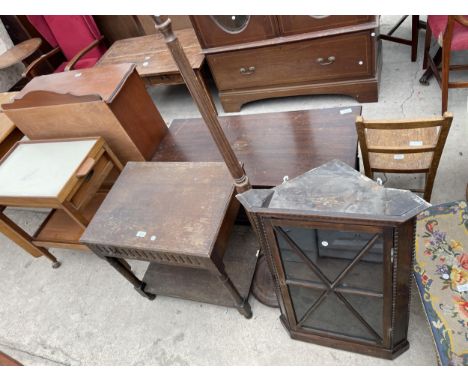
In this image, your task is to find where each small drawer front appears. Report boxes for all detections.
[277,16,375,36]
[208,31,375,91]
[69,153,114,210]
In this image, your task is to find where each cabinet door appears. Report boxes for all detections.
[264,219,393,348]
[190,16,278,49]
[277,15,374,36]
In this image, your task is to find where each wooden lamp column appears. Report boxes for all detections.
[154,16,278,307]
[154,16,250,194]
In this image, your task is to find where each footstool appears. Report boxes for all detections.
[414,200,468,366]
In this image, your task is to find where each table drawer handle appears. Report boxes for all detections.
[76,157,96,178]
[316,56,336,66]
[240,66,256,75]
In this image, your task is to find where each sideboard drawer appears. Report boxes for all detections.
[277,16,375,36]
[208,31,375,91]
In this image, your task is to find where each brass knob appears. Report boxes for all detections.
[316,56,336,66]
[240,66,256,75]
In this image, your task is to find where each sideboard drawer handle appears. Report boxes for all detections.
[240,66,256,75]
[316,56,336,66]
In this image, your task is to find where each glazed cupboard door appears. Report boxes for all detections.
[277,16,375,36]
[264,218,394,348]
[189,16,278,49]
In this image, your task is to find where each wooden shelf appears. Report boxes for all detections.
[142,225,258,307]
[32,192,107,251]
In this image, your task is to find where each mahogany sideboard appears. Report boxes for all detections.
[190,16,381,112]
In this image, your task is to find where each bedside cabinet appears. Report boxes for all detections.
[2,63,168,164]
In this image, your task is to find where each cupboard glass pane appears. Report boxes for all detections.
[210,16,250,34]
[275,225,385,343]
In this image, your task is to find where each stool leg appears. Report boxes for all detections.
[104,257,156,300]
[214,264,252,319]
[422,24,432,69]
[411,16,419,62]
[0,210,61,268]
[420,48,441,85]
[441,46,450,113]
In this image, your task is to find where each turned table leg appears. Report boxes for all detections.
[104,257,156,300]
[0,208,61,268]
[213,263,252,319]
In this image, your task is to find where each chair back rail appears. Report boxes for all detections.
[355,112,453,201]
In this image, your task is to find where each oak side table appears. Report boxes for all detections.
[80,162,257,318]
[0,137,123,268]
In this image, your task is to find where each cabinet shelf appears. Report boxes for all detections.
[32,192,106,251]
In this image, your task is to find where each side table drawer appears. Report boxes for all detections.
[69,152,114,210]
[207,31,375,91]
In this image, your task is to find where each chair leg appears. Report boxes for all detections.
[422,26,432,69]
[423,173,433,203]
[411,15,419,62]
[420,47,441,85]
[441,46,450,113]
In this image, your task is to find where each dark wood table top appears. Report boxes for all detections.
[0,38,42,70]
[153,106,361,188]
[96,29,204,77]
[80,162,235,259]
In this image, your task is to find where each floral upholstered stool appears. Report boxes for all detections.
[415,201,468,366]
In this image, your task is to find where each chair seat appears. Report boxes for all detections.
[428,15,468,51]
[54,57,100,73]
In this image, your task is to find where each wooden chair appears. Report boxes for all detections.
[420,16,468,113]
[22,16,106,78]
[355,113,453,202]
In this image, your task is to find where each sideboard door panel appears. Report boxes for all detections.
[190,16,278,49]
